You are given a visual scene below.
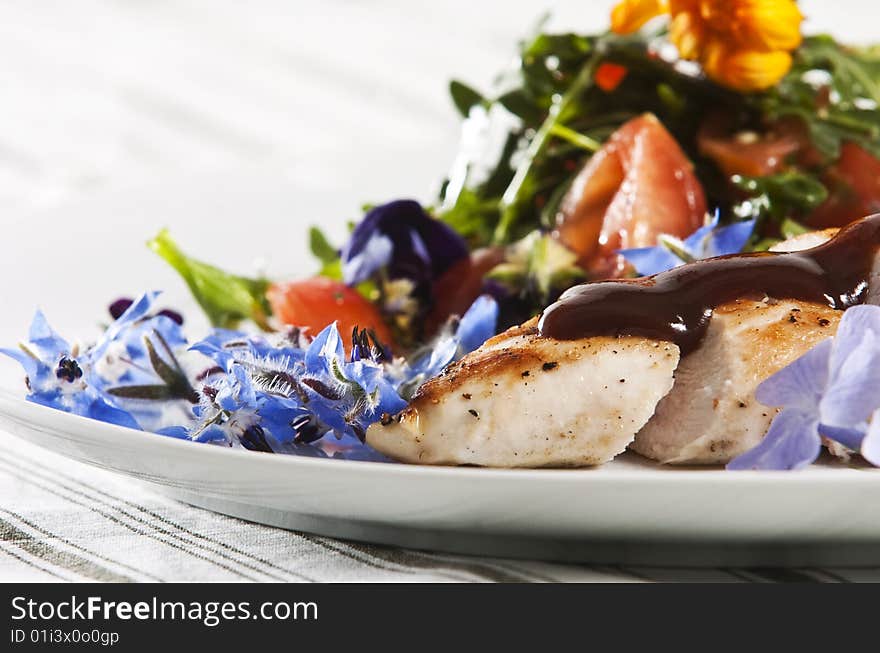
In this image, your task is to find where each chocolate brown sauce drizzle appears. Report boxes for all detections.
[538,214,880,355]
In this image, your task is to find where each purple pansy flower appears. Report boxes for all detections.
[341,199,468,287]
[620,214,756,277]
[728,305,880,470]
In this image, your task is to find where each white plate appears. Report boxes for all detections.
[3,173,880,566]
[3,388,880,566]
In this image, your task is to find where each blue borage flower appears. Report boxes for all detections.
[619,213,757,276]
[341,199,468,287]
[0,311,141,430]
[3,287,499,461]
[189,295,498,458]
[0,291,205,433]
[390,295,498,400]
[728,305,880,470]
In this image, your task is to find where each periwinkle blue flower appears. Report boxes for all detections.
[728,305,880,470]
[620,214,756,277]
[341,199,468,287]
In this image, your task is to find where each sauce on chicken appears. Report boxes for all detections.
[539,213,880,354]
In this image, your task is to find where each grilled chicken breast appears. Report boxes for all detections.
[366,322,680,467]
[768,228,838,252]
[630,298,841,464]
[369,225,877,468]
[630,228,876,464]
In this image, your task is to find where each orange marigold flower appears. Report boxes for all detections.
[610,0,669,34]
[701,39,794,92]
[610,0,804,92]
[694,0,803,52]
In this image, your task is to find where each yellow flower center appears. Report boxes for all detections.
[610,0,804,92]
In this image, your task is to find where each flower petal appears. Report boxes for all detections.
[618,246,683,276]
[156,425,191,439]
[305,322,345,374]
[341,233,393,285]
[734,0,804,52]
[28,310,70,357]
[818,423,866,452]
[820,329,880,426]
[0,347,41,379]
[727,409,821,470]
[669,8,706,60]
[828,305,880,381]
[455,295,499,356]
[610,0,669,34]
[703,219,756,258]
[702,43,793,92]
[861,410,880,467]
[681,211,719,252]
[755,337,832,411]
[86,398,142,430]
[341,200,467,287]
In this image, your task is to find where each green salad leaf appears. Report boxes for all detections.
[148,229,271,329]
[760,35,880,160]
[308,226,343,279]
[437,29,744,248]
[732,172,829,250]
[449,80,486,118]
[733,171,829,221]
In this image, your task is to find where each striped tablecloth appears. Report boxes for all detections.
[1,0,879,583]
[5,431,878,583]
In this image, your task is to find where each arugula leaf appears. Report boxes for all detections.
[148,229,271,329]
[449,80,486,117]
[309,226,337,264]
[438,189,500,244]
[760,36,880,160]
[308,226,343,279]
[732,171,827,250]
[733,171,828,222]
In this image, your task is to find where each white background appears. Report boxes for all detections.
[0,0,875,214]
[0,0,877,340]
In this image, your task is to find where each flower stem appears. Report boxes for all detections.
[547,124,603,152]
[493,49,603,244]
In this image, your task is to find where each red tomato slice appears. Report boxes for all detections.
[696,112,880,229]
[267,277,394,349]
[697,114,811,179]
[553,113,707,277]
[425,247,505,335]
[806,142,880,228]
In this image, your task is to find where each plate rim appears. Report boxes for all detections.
[3,387,878,486]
